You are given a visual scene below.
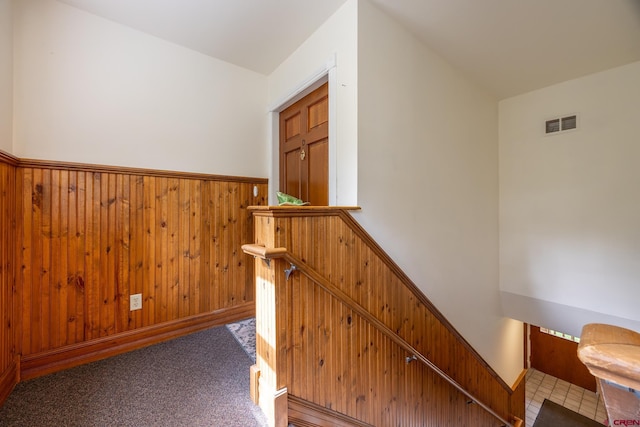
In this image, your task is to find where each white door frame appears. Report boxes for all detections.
[269,54,337,206]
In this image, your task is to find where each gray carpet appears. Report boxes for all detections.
[533,399,604,427]
[0,324,267,427]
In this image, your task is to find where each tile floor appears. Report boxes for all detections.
[525,368,608,426]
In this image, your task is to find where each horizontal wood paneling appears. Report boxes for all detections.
[18,162,267,377]
[251,207,522,426]
[0,153,18,404]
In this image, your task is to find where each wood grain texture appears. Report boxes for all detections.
[0,151,268,403]
[509,369,526,424]
[17,162,267,378]
[20,302,254,381]
[532,325,596,391]
[578,323,640,422]
[596,378,640,425]
[0,359,17,406]
[250,207,523,426]
[288,395,374,427]
[0,153,18,405]
[578,323,640,390]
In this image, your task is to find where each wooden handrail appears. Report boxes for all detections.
[243,244,518,427]
[334,210,514,394]
[578,323,640,390]
[241,244,288,260]
[578,323,640,425]
[248,206,513,395]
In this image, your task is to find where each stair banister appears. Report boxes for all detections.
[242,243,522,427]
[578,323,640,425]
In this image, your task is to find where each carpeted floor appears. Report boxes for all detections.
[0,322,267,427]
[225,317,256,363]
[533,399,605,427]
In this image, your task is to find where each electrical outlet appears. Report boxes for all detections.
[130,293,142,311]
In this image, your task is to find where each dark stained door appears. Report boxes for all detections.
[279,82,328,206]
[530,325,596,391]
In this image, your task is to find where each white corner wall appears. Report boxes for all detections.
[13,0,268,177]
[355,1,523,385]
[267,0,357,206]
[499,61,640,337]
[0,0,12,153]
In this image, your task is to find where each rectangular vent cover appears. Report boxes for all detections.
[545,114,578,135]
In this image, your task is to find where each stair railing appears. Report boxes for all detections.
[242,243,523,427]
[578,323,640,425]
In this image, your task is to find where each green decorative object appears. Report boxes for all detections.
[276,192,310,206]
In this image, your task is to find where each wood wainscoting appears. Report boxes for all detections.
[0,152,19,405]
[247,206,525,427]
[17,159,267,379]
[0,151,268,403]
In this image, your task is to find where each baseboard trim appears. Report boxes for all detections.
[0,359,18,407]
[509,368,527,423]
[288,395,374,427]
[512,368,527,392]
[20,303,254,381]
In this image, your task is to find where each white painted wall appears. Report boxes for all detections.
[13,0,268,177]
[0,0,12,153]
[267,0,357,206]
[354,1,523,385]
[500,61,640,337]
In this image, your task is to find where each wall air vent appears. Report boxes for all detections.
[545,118,560,134]
[545,114,578,135]
[561,115,577,131]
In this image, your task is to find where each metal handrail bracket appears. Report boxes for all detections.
[284,263,297,280]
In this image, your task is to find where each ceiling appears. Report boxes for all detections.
[57,0,640,99]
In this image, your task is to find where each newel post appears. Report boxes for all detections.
[246,211,290,427]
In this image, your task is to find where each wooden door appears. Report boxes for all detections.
[530,325,596,391]
[279,82,328,206]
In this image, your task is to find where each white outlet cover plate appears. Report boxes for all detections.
[130,293,142,311]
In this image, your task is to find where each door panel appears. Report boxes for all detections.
[285,113,301,140]
[307,138,328,206]
[530,325,596,391]
[280,82,329,205]
[308,96,328,130]
[285,149,302,199]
